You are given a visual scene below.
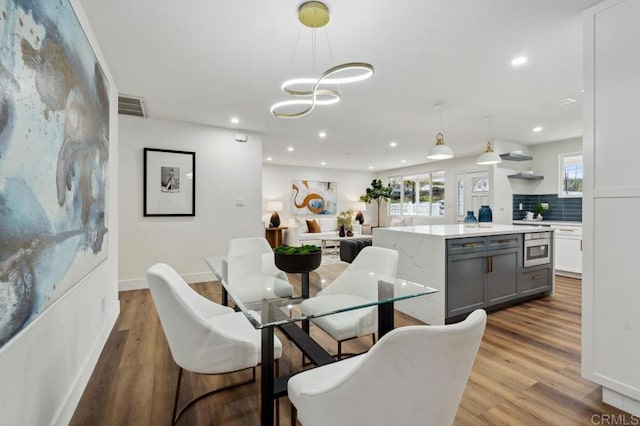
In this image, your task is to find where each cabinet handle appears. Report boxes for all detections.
[487,256,493,273]
[559,228,575,232]
[496,239,514,244]
[532,274,542,280]
[462,243,477,248]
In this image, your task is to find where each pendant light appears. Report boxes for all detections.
[427,103,454,160]
[270,2,374,119]
[476,116,502,165]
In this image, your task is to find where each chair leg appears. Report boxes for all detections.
[172,367,184,425]
[372,333,376,345]
[173,367,256,424]
[291,404,297,426]
[337,341,342,360]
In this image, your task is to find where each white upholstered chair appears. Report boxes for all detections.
[300,246,399,358]
[225,237,294,304]
[146,263,283,424]
[288,309,487,426]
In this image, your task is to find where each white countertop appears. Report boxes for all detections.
[377,224,552,239]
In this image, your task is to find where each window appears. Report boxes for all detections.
[389,171,445,216]
[558,152,583,197]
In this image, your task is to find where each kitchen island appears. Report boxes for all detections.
[374,224,555,324]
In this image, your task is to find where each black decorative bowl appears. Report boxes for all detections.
[274,251,322,274]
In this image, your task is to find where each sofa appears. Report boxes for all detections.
[285,216,363,247]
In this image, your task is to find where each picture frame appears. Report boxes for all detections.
[144,148,196,216]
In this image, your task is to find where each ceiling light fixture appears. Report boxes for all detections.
[510,55,528,67]
[532,126,543,132]
[427,103,454,160]
[287,147,294,152]
[477,116,502,165]
[321,161,326,166]
[318,131,327,138]
[267,157,273,161]
[230,117,239,124]
[270,2,374,119]
[389,141,397,147]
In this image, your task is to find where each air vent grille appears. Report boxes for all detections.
[118,95,147,117]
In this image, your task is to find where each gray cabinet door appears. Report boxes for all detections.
[485,248,519,303]
[518,265,551,294]
[447,252,485,317]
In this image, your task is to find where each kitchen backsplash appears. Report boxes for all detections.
[512,194,582,222]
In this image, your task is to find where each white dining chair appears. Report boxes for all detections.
[300,246,399,358]
[226,237,294,304]
[288,309,487,426]
[146,263,283,424]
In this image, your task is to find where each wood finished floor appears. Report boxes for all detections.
[71,265,627,425]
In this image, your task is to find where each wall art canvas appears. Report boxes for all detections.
[144,148,195,216]
[291,180,337,215]
[0,0,110,347]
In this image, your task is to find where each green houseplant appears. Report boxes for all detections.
[360,179,393,227]
[535,203,549,219]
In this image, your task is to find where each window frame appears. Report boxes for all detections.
[388,171,446,217]
[558,152,583,198]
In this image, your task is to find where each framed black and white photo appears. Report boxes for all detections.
[144,148,196,216]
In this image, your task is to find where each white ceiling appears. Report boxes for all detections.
[80,0,599,171]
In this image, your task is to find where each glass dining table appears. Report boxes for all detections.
[204,255,438,426]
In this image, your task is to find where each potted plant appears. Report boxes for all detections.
[360,179,393,227]
[337,210,354,237]
[535,203,549,220]
[273,244,322,274]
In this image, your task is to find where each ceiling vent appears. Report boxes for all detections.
[118,94,147,117]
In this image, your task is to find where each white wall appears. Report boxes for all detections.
[529,137,582,195]
[118,116,263,290]
[262,164,375,224]
[0,1,120,424]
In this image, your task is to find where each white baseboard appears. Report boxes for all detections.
[119,271,216,291]
[603,387,640,417]
[53,303,120,426]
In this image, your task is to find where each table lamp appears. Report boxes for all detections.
[353,201,367,224]
[267,200,283,228]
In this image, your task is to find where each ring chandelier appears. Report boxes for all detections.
[270,2,374,119]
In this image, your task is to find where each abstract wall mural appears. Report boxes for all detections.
[291,180,337,215]
[0,0,110,347]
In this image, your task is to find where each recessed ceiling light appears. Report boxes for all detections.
[369,166,374,170]
[389,141,397,147]
[532,126,543,133]
[318,131,327,138]
[321,161,326,166]
[267,157,273,161]
[401,160,406,164]
[510,56,527,67]
[230,117,239,124]
[287,147,294,152]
